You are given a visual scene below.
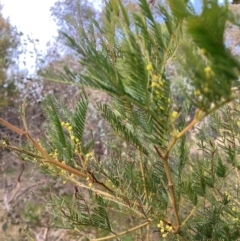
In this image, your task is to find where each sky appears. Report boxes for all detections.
[0,0,102,75]
[1,0,58,74]
[1,0,58,45]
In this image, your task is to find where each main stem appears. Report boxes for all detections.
[154,146,180,233]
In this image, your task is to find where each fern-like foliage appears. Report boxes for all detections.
[37,0,240,239]
[2,0,240,240]
[49,192,112,233]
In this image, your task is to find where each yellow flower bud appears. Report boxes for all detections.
[166,225,173,231]
[194,90,201,96]
[152,75,158,81]
[85,153,92,159]
[204,66,211,73]
[151,82,158,88]
[171,111,178,118]
[162,233,168,238]
[146,63,153,71]
[204,66,215,79]
[200,48,206,55]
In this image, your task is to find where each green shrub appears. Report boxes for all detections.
[1,0,240,240]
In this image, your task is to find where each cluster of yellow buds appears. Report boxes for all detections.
[224,191,231,202]
[1,140,7,146]
[200,48,206,55]
[31,139,44,157]
[231,203,236,212]
[36,139,43,148]
[146,63,153,72]
[49,149,58,159]
[106,179,116,189]
[233,217,239,222]
[194,90,201,96]
[171,111,178,120]
[157,220,173,238]
[171,111,178,121]
[149,74,168,112]
[228,202,240,224]
[74,147,81,155]
[86,176,93,187]
[61,121,73,135]
[146,63,171,113]
[82,152,93,169]
[204,66,215,79]
[61,121,80,144]
[151,74,164,88]
[85,152,92,160]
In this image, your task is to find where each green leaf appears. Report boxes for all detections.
[72,89,89,141]
[97,103,149,155]
[216,157,227,178]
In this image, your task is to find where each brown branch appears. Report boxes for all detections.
[0,144,44,159]
[89,171,115,194]
[91,221,150,241]
[154,146,180,233]
[0,117,89,179]
[18,163,25,182]
[0,118,149,218]
[139,151,148,201]
[4,162,25,209]
[0,118,25,135]
[209,140,216,186]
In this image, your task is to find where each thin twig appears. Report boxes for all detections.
[0,118,25,135]
[209,141,216,186]
[16,181,46,200]
[0,144,44,159]
[90,221,150,241]
[146,223,150,241]
[139,151,148,201]
[67,175,147,218]
[5,162,25,207]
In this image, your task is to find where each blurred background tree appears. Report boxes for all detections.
[0,4,19,109]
